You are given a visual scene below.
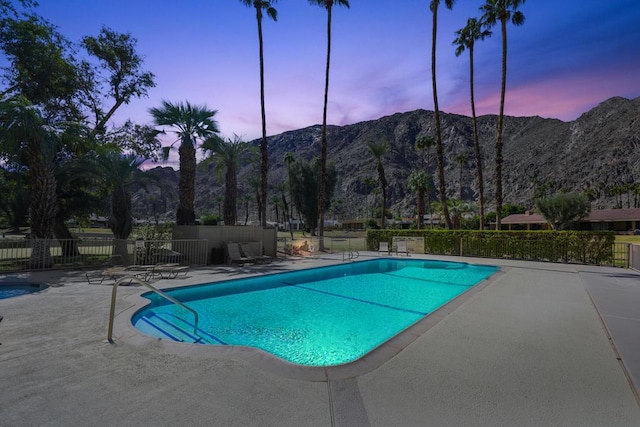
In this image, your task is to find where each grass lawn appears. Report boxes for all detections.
[615,235,640,244]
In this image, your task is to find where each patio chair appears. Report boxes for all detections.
[152,263,190,279]
[227,242,256,265]
[378,241,390,256]
[396,240,409,256]
[240,243,272,263]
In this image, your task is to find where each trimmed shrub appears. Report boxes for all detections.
[366,229,616,265]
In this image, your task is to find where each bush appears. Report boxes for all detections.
[200,214,219,226]
[366,229,616,264]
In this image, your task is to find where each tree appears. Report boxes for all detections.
[535,193,590,230]
[0,0,36,17]
[201,135,252,226]
[0,95,59,267]
[309,0,350,249]
[1,15,156,249]
[415,135,436,223]
[455,152,468,200]
[80,27,156,137]
[240,0,278,227]
[430,0,455,229]
[283,151,295,238]
[453,17,491,230]
[448,198,475,229]
[290,157,337,235]
[415,134,435,170]
[0,167,29,232]
[408,169,429,229]
[480,0,526,230]
[92,150,147,258]
[367,139,389,228]
[149,100,220,225]
[0,15,81,121]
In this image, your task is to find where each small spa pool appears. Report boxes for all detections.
[0,283,49,300]
[133,259,498,366]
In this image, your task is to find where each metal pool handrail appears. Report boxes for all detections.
[107,276,199,343]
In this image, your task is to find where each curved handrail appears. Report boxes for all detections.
[107,276,199,343]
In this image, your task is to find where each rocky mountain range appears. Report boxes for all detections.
[132,96,640,222]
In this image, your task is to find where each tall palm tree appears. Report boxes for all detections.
[0,95,58,268]
[408,169,429,229]
[309,0,350,249]
[240,0,278,227]
[367,140,389,228]
[480,0,526,230]
[455,152,468,200]
[430,0,455,229]
[202,135,251,226]
[283,151,295,238]
[454,17,491,230]
[149,100,219,225]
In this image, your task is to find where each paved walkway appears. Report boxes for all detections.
[1,254,639,426]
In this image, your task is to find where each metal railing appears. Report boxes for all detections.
[107,275,199,343]
[458,238,629,268]
[0,237,208,272]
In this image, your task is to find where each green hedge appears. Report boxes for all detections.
[366,230,616,265]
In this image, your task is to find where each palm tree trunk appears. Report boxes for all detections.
[495,19,508,231]
[317,4,333,251]
[54,216,80,257]
[224,163,237,225]
[431,3,453,229]
[256,6,268,227]
[417,188,424,229]
[177,141,196,225]
[470,44,485,230]
[26,146,57,268]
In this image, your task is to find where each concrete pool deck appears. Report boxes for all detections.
[1,254,639,426]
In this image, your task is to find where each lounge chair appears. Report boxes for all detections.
[227,242,256,265]
[378,241,390,255]
[240,243,272,263]
[152,263,190,279]
[396,240,409,256]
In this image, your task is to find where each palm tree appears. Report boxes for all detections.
[480,0,526,230]
[0,95,58,268]
[309,0,350,249]
[455,152,468,200]
[408,169,429,229]
[430,0,455,229]
[201,135,251,226]
[283,151,295,238]
[93,150,147,260]
[415,134,435,170]
[454,17,491,230]
[367,139,389,228]
[240,1,278,227]
[149,100,219,225]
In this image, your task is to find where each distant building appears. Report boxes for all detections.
[498,208,640,233]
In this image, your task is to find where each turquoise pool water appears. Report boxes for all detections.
[0,283,48,300]
[132,259,498,366]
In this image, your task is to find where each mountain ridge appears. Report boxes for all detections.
[133,96,640,222]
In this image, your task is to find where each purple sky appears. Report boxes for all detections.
[10,0,640,143]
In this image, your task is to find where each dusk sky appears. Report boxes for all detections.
[9,0,640,142]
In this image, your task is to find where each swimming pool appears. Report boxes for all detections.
[0,283,48,300]
[133,259,498,366]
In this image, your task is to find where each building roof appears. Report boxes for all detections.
[501,212,546,224]
[501,208,640,225]
[586,208,640,222]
